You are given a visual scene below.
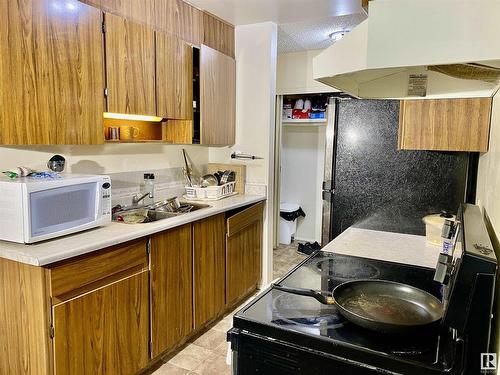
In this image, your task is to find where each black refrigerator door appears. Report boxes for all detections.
[328,99,469,240]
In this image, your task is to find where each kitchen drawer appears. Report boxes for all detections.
[227,202,265,236]
[49,239,148,303]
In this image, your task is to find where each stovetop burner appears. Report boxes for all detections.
[315,257,380,279]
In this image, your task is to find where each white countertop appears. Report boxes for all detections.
[0,194,266,267]
[323,227,441,269]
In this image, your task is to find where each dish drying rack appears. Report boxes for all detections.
[185,181,237,201]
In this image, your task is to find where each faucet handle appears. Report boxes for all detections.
[132,192,151,205]
[132,194,140,204]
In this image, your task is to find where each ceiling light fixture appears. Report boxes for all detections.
[328,30,349,42]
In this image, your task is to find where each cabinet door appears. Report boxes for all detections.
[105,13,156,116]
[226,203,264,306]
[200,45,236,145]
[101,0,156,27]
[193,214,226,329]
[155,0,202,46]
[202,12,235,57]
[164,119,193,144]
[156,32,193,120]
[53,272,150,375]
[151,225,193,357]
[398,98,492,152]
[0,0,104,145]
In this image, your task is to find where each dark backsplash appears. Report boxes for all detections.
[331,99,469,238]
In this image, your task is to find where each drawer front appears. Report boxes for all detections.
[227,202,264,237]
[49,239,148,303]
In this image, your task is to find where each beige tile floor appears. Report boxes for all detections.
[152,241,307,375]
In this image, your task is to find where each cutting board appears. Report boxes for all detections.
[207,163,246,194]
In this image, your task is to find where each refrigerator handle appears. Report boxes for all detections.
[321,98,338,246]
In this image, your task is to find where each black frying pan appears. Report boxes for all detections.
[272,280,444,334]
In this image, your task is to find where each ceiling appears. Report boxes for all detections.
[188,0,367,52]
[278,13,366,53]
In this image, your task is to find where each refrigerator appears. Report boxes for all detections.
[321,98,471,244]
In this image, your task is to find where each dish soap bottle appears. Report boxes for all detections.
[141,173,155,206]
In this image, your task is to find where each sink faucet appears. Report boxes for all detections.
[132,192,152,206]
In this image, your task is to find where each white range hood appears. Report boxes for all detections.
[313,0,500,99]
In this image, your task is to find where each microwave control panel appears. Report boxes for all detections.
[101,179,112,216]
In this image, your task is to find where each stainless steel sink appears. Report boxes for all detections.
[113,202,211,224]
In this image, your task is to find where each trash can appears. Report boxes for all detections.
[279,203,306,245]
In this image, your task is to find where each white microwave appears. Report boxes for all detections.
[0,175,112,244]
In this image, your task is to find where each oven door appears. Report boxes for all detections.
[24,180,102,243]
[229,329,385,375]
[228,328,459,375]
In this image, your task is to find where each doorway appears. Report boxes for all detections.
[273,93,333,251]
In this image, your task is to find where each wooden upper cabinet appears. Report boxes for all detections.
[200,45,236,145]
[163,119,193,144]
[398,98,492,152]
[150,225,193,357]
[0,0,104,145]
[105,13,156,116]
[202,12,235,57]
[193,214,226,329]
[155,0,202,46]
[100,0,156,26]
[156,32,193,120]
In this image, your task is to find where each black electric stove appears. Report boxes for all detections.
[230,253,454,374]
[228,204,497,375]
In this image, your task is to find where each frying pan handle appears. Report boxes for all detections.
[272,284,334,305]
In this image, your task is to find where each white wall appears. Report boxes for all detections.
[477,93,500,233]
[280,126,325,242]
[209,22,278,285]
[277,49,337,95]
[0,144,209,174]
[476,91,500,371]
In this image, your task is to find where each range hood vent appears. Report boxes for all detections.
[313,0,500,99]
[427,64,500,84]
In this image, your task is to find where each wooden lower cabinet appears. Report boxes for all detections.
[53,271,150,375]
[0,207,265,374]
[150,224,193,357]
[0,258,51,375]
[193,214,226,329]
[226,203,264,306]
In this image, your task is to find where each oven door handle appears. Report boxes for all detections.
[455,337,466,371]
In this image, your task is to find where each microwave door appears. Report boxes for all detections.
[27,182,98,243]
